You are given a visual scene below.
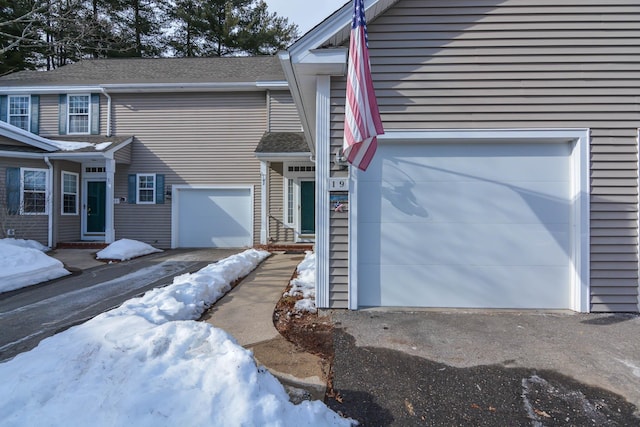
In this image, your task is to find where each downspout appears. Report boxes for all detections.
[44,156,53,248]
[100,88,112,137]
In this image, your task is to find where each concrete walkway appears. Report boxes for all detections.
[202,252,327,401]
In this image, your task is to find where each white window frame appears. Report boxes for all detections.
[8,95,30,131]
[284,177,295,226]
[61,171,79,215]
[20,167,49,215]
[137,173,156,204]
[67,94,91,135]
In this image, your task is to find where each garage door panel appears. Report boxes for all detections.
[360,180,570,225]
[364,143,571,184]
[177,188,252,248]
[359,221,571,267]
[358,264,571,309]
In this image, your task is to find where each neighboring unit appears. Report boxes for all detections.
[0,57,311,250]
[281,0,640,313]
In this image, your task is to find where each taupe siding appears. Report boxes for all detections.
[111,92,266,247]
[53,160,81,244]
[0,157,49,245]
[268,162,295,243]
[39,93,108,137]
[113,144,132,164]
[329,0,640,311]
[269,91,301,132]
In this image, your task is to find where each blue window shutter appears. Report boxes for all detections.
[90,93,100,135]
[128,174,136,204]
[30,95,40,135]
[0,95,7,122]
[155,174,165,204]
[58,94,67,135]
[6,167,20,215]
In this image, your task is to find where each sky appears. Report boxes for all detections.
[0,243,347,426]
[266,0,349,36]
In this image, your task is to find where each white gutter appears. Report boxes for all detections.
[44,156,53,248]
[101,88,112,137]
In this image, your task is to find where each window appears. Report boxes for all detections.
[9,95,30,131]
[137,174,156,204]
[286,178,294,225]
[21,168,48,214]
[68,95,90,134]
[61,171,78,215]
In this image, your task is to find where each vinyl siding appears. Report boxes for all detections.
[328,0,640,312]
[53,160,81,244]
[111,92,267,248]
[268,162,295,243]
[113,144,132,164]
[38,93,108,137]
[0,157,49,245]
[269,91,302,132]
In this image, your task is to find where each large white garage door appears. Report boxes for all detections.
[357,142,573,309]
[175,187,252,248]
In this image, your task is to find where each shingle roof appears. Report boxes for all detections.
[0,56,285,87]
[47,135,134,153]
[255,132,309,153]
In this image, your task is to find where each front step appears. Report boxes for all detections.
[56,242,108,249]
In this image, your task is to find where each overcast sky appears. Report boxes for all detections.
[265,0,349,36]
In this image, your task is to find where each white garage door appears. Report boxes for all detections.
[357,142,573,309]
[175,187,252,248]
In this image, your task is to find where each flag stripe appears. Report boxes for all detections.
[343,0,384,172]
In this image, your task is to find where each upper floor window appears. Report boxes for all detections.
[68,95,90,134]
[8,95,30,131]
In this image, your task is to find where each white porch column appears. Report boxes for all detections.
[260,160,268,245]
[315,75,331,308]
[104,158,116,243]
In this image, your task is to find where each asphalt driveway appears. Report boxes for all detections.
[327,310,640,426]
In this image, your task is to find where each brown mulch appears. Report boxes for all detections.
[272,272,339,400]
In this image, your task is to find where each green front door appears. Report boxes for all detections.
[86,181,106,233]
[300,181,315,235]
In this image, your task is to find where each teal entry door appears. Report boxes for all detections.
[86,181,106,233]
[300,181,315,235]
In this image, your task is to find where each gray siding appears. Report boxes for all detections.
[0,157,49,245]
[269,91,301,132]
[329,0,640,312]
[111,92,267,248]
[268,162,295,243]
[53,160,81,244]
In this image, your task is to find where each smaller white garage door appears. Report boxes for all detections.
[174,187,252,248]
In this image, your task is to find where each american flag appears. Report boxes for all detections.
[342,0,384,172]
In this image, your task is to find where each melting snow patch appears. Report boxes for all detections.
[96,238,163,261]
[285,251,317,313]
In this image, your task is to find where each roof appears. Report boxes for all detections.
[254,132,309,154]
[0,56,286,87]
[47,135,134,153]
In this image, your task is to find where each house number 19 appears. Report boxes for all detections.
[328,178,349,191]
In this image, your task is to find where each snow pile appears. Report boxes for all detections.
[0,249,352,426]
[94,141,113,151]
[47,140,93,151]
[96,238,163,260]
[0,239,69,293]
[286,251,317,313]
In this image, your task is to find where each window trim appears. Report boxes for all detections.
[20,167,49,215]
[136,173,156,205]
[8,95,30,131]
[66,94,91,135]
[284,178,295,226]
[61,171,79,215]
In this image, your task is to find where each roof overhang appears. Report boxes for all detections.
[0,122,58,151]
[282,0,398,155]
[0,81,289,95]
[254,152,312,162]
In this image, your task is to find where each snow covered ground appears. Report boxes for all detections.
[0,239,70,293]
[96,238,163,260]
[0,245,351,426]
[286,251,318,313]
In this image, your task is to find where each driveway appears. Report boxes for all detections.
[327,310,640,426]
[0,248,241,362]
